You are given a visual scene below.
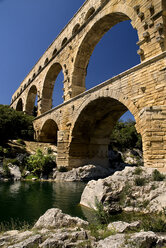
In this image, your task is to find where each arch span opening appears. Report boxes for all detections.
[41,63,64,113]
[39,119,58,144]
[72,12,140,93]
[16,98,23,112]
[69,97,141,168]
[25,85,38,116]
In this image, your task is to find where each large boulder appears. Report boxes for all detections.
[96,231,166,248]
[53,164,114,182]
[80,166,166,213]
[34,208,88,229]
[8,163,21,181]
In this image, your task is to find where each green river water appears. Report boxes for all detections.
[0,181,92,227]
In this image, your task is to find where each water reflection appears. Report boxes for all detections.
[9,181,21,194]
[52,182,86,217]
[0,181,87,225]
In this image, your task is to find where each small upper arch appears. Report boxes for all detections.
[38,66,42,73]
[72,24,80,35]
[52,48,58,56]
[61,37,68,47]
[44,58,49,65]
[85,7,95,21]
[16,98,23,112]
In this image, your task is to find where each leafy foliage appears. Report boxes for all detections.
[134,177,146,186]
[110,120,142,150]
[152,169,165,181]
[133,167,143,175]
[26,149,56,177]
[0,105,34,144]
[94,197,110,224]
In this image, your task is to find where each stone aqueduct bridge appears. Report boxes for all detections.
[11,0,166,169]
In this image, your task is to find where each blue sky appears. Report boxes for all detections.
[0,0,140,120]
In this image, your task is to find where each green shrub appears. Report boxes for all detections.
[25,174,38,180]
[152,169,165,181]
[0,105,34,144]
[133,167,143,175]
[0,218,30,232]
[142,214,166,232]
[119,183,132,206]
[89,224,116,240]
[26,149,56,177]
[4,158,20,166]
[93,197,110,225]
[47,147,53,154]
[3,163,11,178]
[58,166,68,172]
[134,177,146,186]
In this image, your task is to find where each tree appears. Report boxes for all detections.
[110,120,142,150]
[0,105,34,144]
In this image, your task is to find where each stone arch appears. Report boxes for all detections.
[52,48,57,56]
[61,38,68,47]
[38,119,59,143]
[41,63,63,114]
[69,94,140,168]
[85,7,95,21]
[38,66,42,73]
[25,85,38,115]
[71,5,139,94]
[72,24,80,35]
[16,98,23,111]
[44,58,49,65]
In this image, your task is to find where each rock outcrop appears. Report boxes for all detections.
[96,231,166,248]
[80,166,166,213]
[8,164,21,181]
[34,208,88,229]
[53,164,127,182]
[1,208,166,247]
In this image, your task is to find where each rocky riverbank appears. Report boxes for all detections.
[80,166,166,213]
[1,166,166,247]
[1,208,166,248]
[0,139,143,182]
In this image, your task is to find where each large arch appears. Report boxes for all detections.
[25,85,38,115]
[71,6,139,94]
[16,98,23,112]
[38,119,59,143]
[41,63,63,114]
[69,96,141,168]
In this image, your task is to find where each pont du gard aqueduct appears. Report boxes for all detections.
[10,0,166,169]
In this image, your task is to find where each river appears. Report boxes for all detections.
[0,181,91,227]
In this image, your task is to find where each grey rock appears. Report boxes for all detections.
[80,166,166,213]
[8,164,21,181]
[8,234,41,248]
[96,231,166,248]
[34,208,88,229]
[97,233,125,248]
[108,221,140,233]
[53,165,113,182]
[39,230,89,248]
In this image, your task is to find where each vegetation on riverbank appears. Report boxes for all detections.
[0,104,142,180]
[0,105,34,144]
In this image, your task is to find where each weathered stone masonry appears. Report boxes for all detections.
[11,0,166,169]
